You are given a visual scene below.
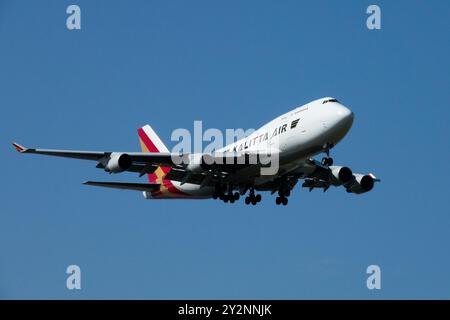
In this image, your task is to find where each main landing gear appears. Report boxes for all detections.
[275,188,290,206]
[213,184,241,203]
[244,188,262,206]
[221,192,240,203]
[213,192,240,203]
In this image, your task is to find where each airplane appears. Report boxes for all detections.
[12,97,379,206]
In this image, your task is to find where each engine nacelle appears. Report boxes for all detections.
[104,153,132,173]
[346,174,375,194]
[329,166,353,185]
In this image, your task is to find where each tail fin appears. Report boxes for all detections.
[138,124,169,153]
[137,125,170,183]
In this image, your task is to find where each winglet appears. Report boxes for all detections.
[12,142,27,153]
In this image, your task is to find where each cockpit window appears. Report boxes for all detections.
[322,98,339,104]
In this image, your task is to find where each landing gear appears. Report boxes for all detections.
[214,183,226,200]
[276,185,291,206]
[244,188,262,205]
[275,196,288,206]
[223,191,240,203]
[214,183,242,204]
[321,146,333,166]
[214,184,261,205]
[322,157,333,166]
[278,189,290,198]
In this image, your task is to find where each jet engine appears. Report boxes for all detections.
[104,153,132,173]
[329,166,353,185]
[346,173,376,194]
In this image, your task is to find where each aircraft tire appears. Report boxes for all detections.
[275,197,281,205]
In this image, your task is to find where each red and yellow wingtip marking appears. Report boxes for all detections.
[12,142,27,153]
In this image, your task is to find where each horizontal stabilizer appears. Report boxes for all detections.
[12,142,28,153]
[83,181,160,192]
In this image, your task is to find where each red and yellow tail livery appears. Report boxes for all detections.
[138,125,193,199]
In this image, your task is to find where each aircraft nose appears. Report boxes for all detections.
[320,101,354,144]
[334,104,354,128]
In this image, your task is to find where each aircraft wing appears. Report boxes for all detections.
[12,142,271,177]
[13,142,174,164]
[12,142,179,175]
[12,142,280,189]
[83,181,160,191]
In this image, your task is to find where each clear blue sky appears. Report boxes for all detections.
[1,0,449,299]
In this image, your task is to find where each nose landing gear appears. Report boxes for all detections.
[322,157,333,166]
[321,146,334,166]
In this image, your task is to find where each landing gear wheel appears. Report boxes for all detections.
[276,197,281,205]
[230,197,235,203]
[251,198,257,205]
[255,194,262,202]
[322,157,333,166]
[234,192,240,201]
[278,189,291,197]
[245,197,251,205]
[282,197,288,206]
